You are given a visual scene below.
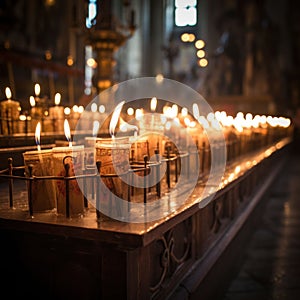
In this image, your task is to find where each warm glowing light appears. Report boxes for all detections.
[225,115,234,127]
[181,33,190,42]
[165,121,171,130]
[188,33,195,42]
[73,105,79,113]
[236,112,244,119]
[164,106,172,118]
[19,115,26,121]
[78,106,84,113]
[160,114,167,124]
[266,116,274,126]
[198,116,209,129]
[198,58,208,67]
[215,111,221,120]
[5,87,12,99]
[192,103,200,119]
[175,2,197,27]
[245,113,253,121]
[30,96,36,107]
[34,83,40,97]
[54,93,61,105]
[279,117,291,128]
[64,107,71,115]
[197,49,205,58]
[109,101,125,137]
[171,104,178,117]
[150,97,157,112]
[35,122,41,151]
[98,80,111,89]
[184,117,191,127]
[45,50,52,60]
[119,117,139,132]
[64,119,72,147]
[127,107,134,116]
[233,118,244,132]
[93,120,100,136]
[244,113,253,128]
[135,108,144,120]
[252,115,261,128]
[235,166,241,174]
[195,39,205,49]
[86,57,97,68]
[91,103,97,113]
[163,105,169,115]
[211,118,222,131]
[67,55,74,66]
[260,115,267,124]
[207,112,215,122]
[99,105,105,113]
[181,107,188,117]
[190,120,196,127]
[156,74,164,83]
[174,117,180,125]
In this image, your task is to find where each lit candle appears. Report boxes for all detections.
[0,87,21,135]
[52,120,85,217]
[64,119,72,147]
[33,83,48,116]
[18,114,27,134]
[34,83,40,98]
[52,144,85,217]
[68,105,80,131]
[49,92,64,132]
[95,101,130,211]
[35,122,41,151]
[22,121,56,213]
[29,95,43,132]
[109,101,125,139]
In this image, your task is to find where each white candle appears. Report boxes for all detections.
[49,93,64,132]
[0,87,21,135]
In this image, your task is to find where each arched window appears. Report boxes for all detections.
[175,0,197,27]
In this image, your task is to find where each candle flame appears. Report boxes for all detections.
[30,96,36,107]
[64,119,72,147]
[54,93,61,105]
[35,122,41,151]
[5,87,12,99]
[150,97,157,112]
[171,104,178,117]
[91,103,98,113]
[34,83,40,97]
[192,103,200,119]
[64,107,71,115]
[181,107,188,117]
[135,108,144,120]
[92,120,100,136]
[73,105,79,112]
[184,117,191,127]
[78,105,84,113]
[109,101,125,137]
[99,104,105,113]
[198,116,209,129]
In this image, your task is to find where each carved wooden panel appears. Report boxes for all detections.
[148,218,193,299]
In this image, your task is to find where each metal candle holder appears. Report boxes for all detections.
[0,125,290,220]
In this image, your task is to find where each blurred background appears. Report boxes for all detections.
[0,0,299,117]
